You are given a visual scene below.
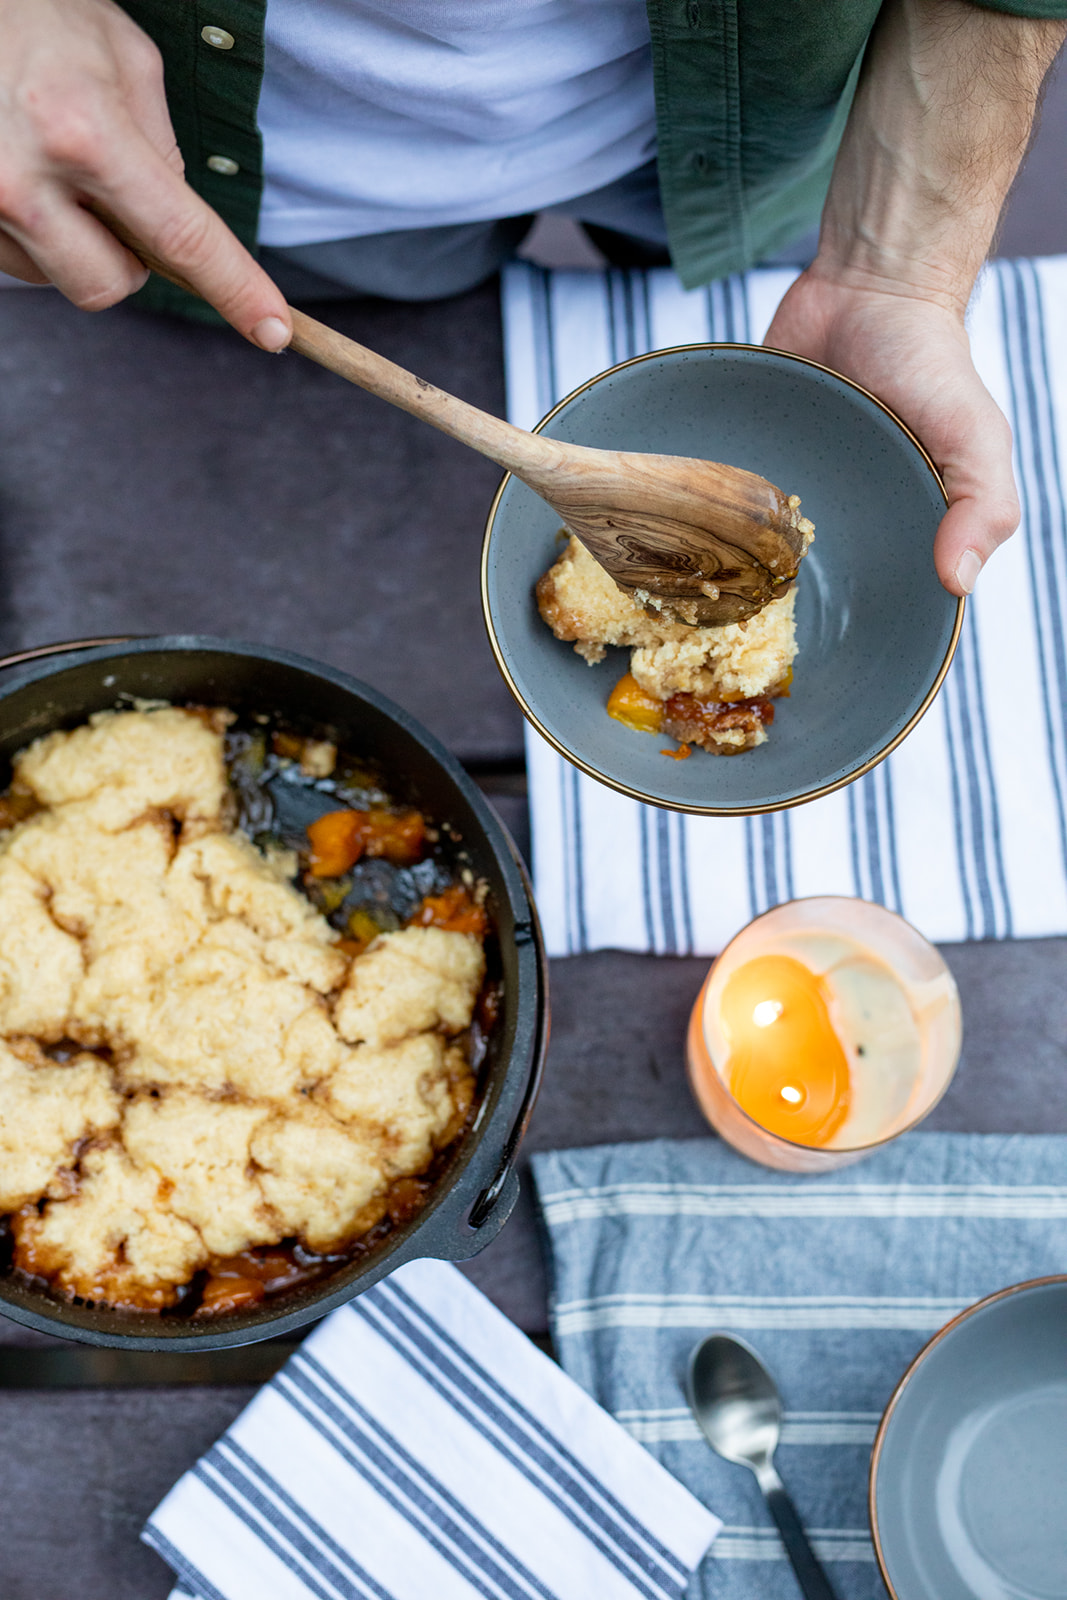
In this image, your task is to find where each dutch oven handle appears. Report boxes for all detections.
[468,919,548,1234]
[423,895,549,1260]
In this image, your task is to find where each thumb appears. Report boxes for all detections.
[931,408,1019,595]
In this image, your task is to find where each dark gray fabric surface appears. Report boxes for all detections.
[0,58,1065,1587]
[0,1389,259,1600]
[998,39,1067,258]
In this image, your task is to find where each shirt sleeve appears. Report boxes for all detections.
[964,0,1067,18]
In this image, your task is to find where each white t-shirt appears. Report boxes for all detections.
[257,0,656,246]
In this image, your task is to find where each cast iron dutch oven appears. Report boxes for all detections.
[0,636,548,1350]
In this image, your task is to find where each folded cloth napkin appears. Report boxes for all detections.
[532,1132,1067,1599]
[502,257,1067,957]
[145,1257,720,1600]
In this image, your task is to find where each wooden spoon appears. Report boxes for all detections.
[103,218,813,626]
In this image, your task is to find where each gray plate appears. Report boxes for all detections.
[481,344,963,815]
[871,1277,1067,1599]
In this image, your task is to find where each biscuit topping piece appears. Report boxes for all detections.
[0,1041,120,1212]
[537,533,802,755]
[123,1091,277,1257]
[13,1145,205,1310]
[16,706,228,832]
[334,926,485,1047]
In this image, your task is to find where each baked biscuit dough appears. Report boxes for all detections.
[16,706,227,832]
[335,927,485,1047]
[318,1034,460,1173]
[251,1106,390,1252]
[10,813,201,1041]
[629,589,797,703]
[15,1144,205,1308]
[118,927,344,1101]
[0,709,486,1307]
[0,1041,120,1211]
[123,1092,277,1257]
[172,832,347,994]
[537,535,798,702]
[0,856,84,1039]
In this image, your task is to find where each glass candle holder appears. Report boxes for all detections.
[686,897,961,1173]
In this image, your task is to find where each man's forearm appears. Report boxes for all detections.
[815,0,1067,309]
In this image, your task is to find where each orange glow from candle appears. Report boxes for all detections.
[719,953,851,1147]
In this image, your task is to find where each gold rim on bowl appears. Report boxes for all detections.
[480,341,965,817]
[867,1273,1067,1598]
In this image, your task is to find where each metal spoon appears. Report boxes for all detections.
[95,210,812,629]
[687,1333,838,1600]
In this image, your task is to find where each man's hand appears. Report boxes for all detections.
[765,0,1066,595]
[765,271,1017,596]
[0,0,291,348]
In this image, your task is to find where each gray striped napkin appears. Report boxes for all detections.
[145,1258,720,1600]
[532,1132,1067,1598]
[502,257,1067,956]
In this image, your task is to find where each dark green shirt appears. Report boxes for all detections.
[117,0,1067,321]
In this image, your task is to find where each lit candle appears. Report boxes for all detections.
[687,898,961,1173]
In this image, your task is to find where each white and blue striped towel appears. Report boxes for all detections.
[501,257,1067,956]
[144,1258,720,1600]
[532,1132,1067,1599]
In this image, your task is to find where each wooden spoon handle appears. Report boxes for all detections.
[286,309,551,477]
[94,208,553,480]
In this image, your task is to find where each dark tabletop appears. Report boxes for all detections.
[0,63,1065,1589]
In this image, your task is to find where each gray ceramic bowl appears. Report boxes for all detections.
[870,1276,1067,1600]
[481,344,963,815]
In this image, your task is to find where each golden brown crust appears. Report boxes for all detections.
[13,1145,205,1310]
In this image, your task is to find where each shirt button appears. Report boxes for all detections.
[201,25,235,49]
[206,154,240,176]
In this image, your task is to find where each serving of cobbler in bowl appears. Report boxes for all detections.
[0,639,546,1349]
[482,344,963,815]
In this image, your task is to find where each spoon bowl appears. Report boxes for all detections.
[687,1332,782,1479]
[687,1332,838,1600]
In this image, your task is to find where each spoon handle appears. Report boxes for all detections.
[764,1484,839,1600]
[286,310,553,478]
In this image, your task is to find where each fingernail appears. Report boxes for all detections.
[251,316,290,352]
[955,548,982,595]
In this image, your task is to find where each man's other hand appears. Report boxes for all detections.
[772,0,1066,597]
[0,0,290,348]
[765,272,1018,597]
